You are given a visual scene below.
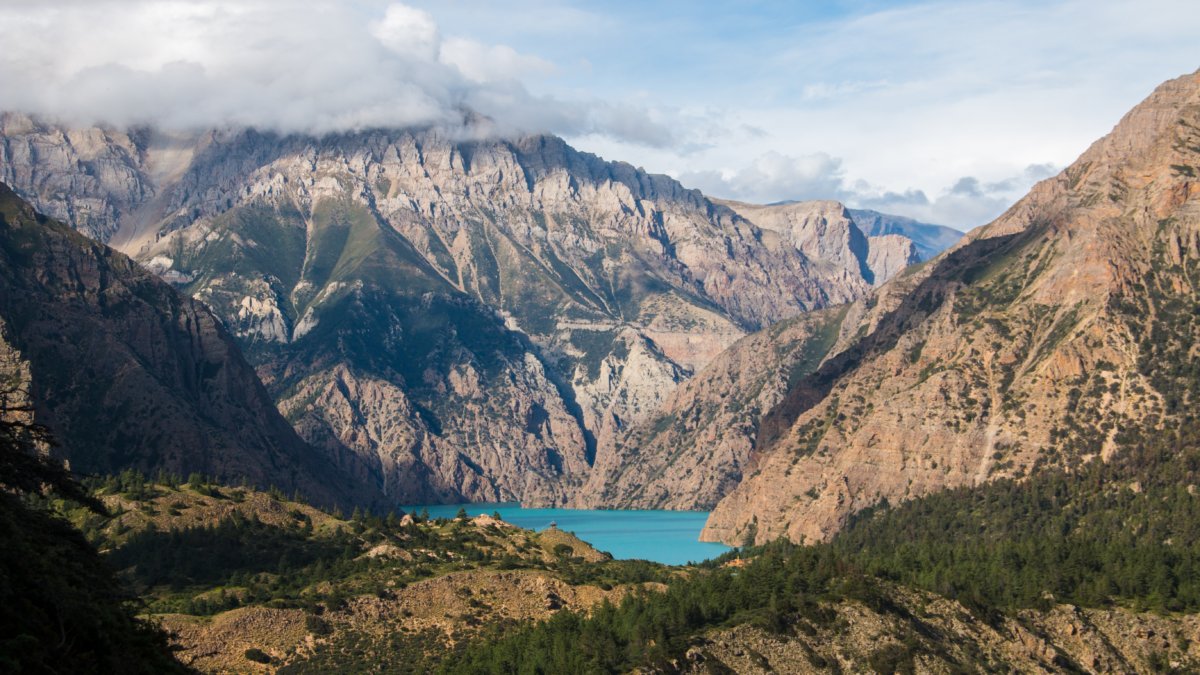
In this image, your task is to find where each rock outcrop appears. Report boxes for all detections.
[0,183,378,509]
[865,233,921,283]
[703,68,1200,545]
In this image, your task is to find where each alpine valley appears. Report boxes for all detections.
[4,30,1200,673]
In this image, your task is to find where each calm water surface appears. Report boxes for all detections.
[404,504,730,566]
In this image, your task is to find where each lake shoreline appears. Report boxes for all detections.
[402,503,731,566]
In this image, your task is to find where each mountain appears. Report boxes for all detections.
[576,308,851,510]
[0,118,921,505]
[714,199,917,287]
[848,207,964,260]
[574,199,930,509]
[0,183,376,509]
[0,415,188,674]
[699,68,1200,545]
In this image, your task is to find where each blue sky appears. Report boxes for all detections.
[3,0,1199,228]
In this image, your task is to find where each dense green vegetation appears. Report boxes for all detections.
[0,405,187,674]
[826,435,1200,613]
[445,543,876,674]
[60,472,683,671]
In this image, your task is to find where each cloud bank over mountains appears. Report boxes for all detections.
[0,0,675,145]
[2,0,1195,228]
[679,152,1059,227]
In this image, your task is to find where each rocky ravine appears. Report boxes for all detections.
[0,116,953,506]
[702,68,1200,545]
[580,256,935,512]
[0,184,378,509]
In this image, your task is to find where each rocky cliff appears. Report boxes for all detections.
[576,308,850,510]
[0,119,920,505]
[716,199,927,287]
[702,68,1200,544]
[0,183,377,509]
[580,202,943,511]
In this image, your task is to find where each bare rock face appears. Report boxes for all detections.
[0,183,377,509]
[703,69,1200,545]
[577,308,850,511]
[718,199,875,287]
[719,199,936,289]
[0,122,914,505]
[0,114,154,243]
[577,202,940,512]
[865,233,920,284]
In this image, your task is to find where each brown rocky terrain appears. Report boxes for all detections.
[578,308,849,510]
[583,254,938,512]
[716,198,923,288]
[702,68,1200,545]
[0,184,376,509]
[160,568,633,673]
[79,480,665,673]
[577,200,939,511]
[684,586,1200,674]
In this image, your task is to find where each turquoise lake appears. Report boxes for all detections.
[404,504,731,566]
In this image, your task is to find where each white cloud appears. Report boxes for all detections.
[521,0,1199,228]
[0,0,664,144]
[678,151,846,204]
[848,163,1064,226]
[440,39,557,83]
[370,4,441,62]
[680,150,1062,227]
[2,0,1196,229]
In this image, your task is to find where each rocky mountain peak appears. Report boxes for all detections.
[701,68,1200,545]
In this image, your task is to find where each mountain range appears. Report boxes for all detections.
[6,66,1198,554]
[0,116,958,508]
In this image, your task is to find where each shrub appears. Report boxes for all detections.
[244,647,271,664]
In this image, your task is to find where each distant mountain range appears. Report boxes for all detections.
[847,208,965,260]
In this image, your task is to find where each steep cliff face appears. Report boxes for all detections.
[717,199,873,285]
[0,115,155,244]
[703,69,1200,545]
[0,120,906,504]
[865,234,921,283]
[717,199,933,289]
[576,308,850,510]
[0,183,377,509]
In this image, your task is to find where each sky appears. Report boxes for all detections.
[1,1,1198,229]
